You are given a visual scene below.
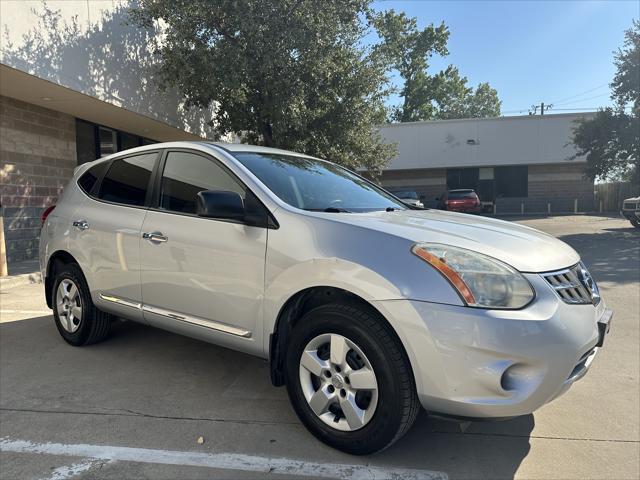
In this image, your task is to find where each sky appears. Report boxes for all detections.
[370,0,638,116]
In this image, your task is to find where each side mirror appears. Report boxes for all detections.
[196,190,245,221]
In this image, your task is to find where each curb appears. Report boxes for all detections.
[0,272,43,290]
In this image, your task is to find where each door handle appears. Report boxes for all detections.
[72,220,89,231]
[142,231,168,243]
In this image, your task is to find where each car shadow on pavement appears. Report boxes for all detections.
[1,315,534,479]
[558,228,640,285]
[377,411,534,479]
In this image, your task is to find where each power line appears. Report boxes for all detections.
[553,92,610,106]
[549,83,609,105]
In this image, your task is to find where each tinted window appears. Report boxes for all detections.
[447,167,479,191]
[160,152,246,214]
[76,119,96,165]
[78,161,109,196]
[495,166,528,198]
[233,152,405,212]
[120,132,141,150]
[448,190,476,199]
[99,127,117,158]
[99,153,157,206]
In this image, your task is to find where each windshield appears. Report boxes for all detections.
[233,152,406,212]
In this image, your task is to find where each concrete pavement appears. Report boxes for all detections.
[0,215,638,479]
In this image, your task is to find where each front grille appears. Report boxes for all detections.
[542,264,594,305]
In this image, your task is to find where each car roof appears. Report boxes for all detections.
[204,142,318,159]
[448,189,475,193]
[78,141,319,172]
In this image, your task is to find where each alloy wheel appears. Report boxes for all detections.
[56,279,82,333]
[298,333,378,432]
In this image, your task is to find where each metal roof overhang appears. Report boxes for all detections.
[0,63,203,142]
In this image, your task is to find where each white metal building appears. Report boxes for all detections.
[378,113,595,212]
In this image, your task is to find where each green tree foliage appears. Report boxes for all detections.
[372,10,501,122]
[130,0,395,173]
[572,21,639,182]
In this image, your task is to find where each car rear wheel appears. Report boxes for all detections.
[52,264,112,346]
[284,303,420,455]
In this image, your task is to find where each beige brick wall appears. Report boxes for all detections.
[528,163,593,200]
[0,95,76,265]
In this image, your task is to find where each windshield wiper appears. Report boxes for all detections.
[323,207,351,213]
[304,207,352,213]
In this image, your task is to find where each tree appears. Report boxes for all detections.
[130,0,395,174]
[372,10,501,122]
[571,21,640,183]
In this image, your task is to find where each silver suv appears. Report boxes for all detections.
[40,142,612,454]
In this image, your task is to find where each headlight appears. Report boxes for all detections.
[411,243,535,309]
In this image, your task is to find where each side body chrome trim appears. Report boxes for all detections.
[99,294,142,310]
[99,293,252,338]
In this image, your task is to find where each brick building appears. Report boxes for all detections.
[378,113,595,213]
[0,1,214,274]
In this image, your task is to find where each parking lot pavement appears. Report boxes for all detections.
[0,214,638,479]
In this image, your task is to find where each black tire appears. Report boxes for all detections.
[284,303,420,455]
[51,263,112,346]
[630,218,640,229]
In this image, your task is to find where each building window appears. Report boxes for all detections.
[446,168,479,191]
[446,165,527,201]
[495,166,528,198]
[120,131,141,150]
[76,120,97,165]
[75,119,158,165]
[98,127,117,157]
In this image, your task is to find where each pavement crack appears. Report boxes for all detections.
[0,406,300,428]
[431,429,639,444]
[2,407,637,444]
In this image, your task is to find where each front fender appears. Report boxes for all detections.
[261,211,464,355]
[261,257,400,355]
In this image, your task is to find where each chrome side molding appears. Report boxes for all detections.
[99,293,252,338]
[99,294,141,310]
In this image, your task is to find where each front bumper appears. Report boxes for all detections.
[620,209,639,221]
[373,274,611,418]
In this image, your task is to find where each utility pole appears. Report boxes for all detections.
[529,102,553,115]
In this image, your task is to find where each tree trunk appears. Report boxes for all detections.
[260,121,274,147]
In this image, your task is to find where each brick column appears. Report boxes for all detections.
[0,95,77,267]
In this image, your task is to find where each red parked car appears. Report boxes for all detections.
[437,189,481,213]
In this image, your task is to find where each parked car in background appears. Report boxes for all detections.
[621,196,640,229]
[388,190,424,208]
[40,142,611,455]
[437,189,481,213]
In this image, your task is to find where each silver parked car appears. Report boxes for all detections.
[621,196,640,229]
[387,189,424,208]
[40,142,612,455]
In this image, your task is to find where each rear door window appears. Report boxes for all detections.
[77,161,109,196]
[98,153,158,206]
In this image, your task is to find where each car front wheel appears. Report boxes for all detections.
[285,303,420,455]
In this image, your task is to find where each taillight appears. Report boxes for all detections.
[41,205,56,226]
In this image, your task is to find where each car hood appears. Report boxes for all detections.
[330,209,579,272]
